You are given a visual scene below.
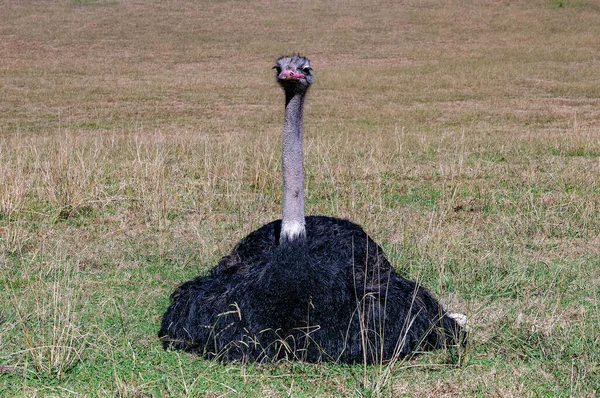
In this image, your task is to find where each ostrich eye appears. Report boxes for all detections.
[273,65,281,73]
[302,66,311,74]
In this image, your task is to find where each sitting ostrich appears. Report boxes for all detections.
[159,55,466,363]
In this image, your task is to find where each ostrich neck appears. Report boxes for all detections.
[280,91,306,243]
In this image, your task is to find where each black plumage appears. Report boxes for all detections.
[159,216,463,363]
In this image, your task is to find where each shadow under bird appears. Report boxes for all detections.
[158,55,467,363]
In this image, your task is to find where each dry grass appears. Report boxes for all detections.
[8,262,86,381]
[1,0,599,396]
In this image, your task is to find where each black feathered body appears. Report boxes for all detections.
[159,216,462,363]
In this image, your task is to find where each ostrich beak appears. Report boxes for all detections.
[278,69,305,81]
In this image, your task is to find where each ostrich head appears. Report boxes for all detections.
[273,55,313,96]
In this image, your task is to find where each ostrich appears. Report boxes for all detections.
[159,55,466,363]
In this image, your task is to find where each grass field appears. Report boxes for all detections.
[1,0,599,396]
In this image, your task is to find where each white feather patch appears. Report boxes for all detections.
[447,312,468,329]
[281,220,306,241]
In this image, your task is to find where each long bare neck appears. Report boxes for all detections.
[280,91,306,243]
